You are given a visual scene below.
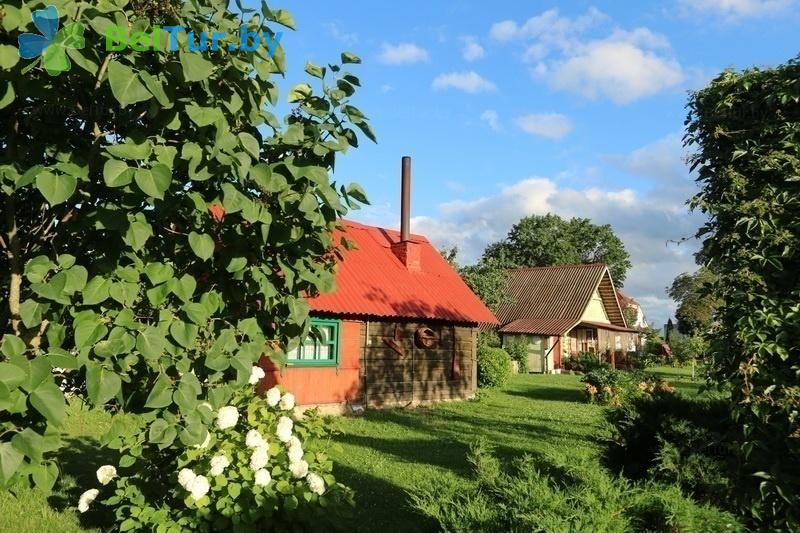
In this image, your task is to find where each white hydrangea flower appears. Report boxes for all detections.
[209,454,230,476]
[245,429,266,449]
[307,472,325,495]
[178,468,197,489]
[216,405,239,429]
[250,446,270,471]
[279,392,296,411]
[289,459,309,479]
[288,444,304,463]
[189,475,210,500]
[287,435,302,449]
[77,488,99,513]
[249,366,266,385]
[276,416,293,443]
[265,387,281,407]
[254,468,272,487]
[96,465,117,485]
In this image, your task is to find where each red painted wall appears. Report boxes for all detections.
[260,320,362,406]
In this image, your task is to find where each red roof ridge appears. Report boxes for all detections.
[339,219,430,243]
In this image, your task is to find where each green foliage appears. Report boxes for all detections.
[581,368,674,406]
[503,339,528,373]
[483,213,632,286]
[476,330,500,351]
[476,346,511,388]
[670,334,708,366]
[563,352,610,373]
[668,267,720,335]
[95,387,354,531]
[0,0,371,525]
[605,393,735,511]
[410,440,742,533]
[687,56,800,529]
[459,258,512,314]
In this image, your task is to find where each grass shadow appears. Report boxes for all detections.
[47,437,119,530]
[505,384,585,403]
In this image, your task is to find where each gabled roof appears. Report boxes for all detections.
[496,263,627,335]
[307,221,498,325]
[616,289,639,309]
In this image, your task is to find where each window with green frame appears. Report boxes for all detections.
[286,318,341,366]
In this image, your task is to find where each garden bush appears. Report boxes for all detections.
[82,385,354,531]
[503,339,528,373]
[581,368,673,406]
[0,0,371,529]
[686,56,800,527]
[410,441,742,532]
[477,346,512,388]
[563,352,610,373]
[605,393,736,511]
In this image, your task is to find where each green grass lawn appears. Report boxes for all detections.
[0,368,698,532]
[327,373,608,532]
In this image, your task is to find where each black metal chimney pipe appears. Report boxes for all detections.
[400,156,411,242]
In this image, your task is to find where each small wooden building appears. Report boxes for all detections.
[261,159,497,411]
[496,263,641,372]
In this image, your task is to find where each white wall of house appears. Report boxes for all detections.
[580,289,611,324]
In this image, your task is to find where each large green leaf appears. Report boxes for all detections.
[19,299,49,328]
[86,363,121,405]
[82,276,111,305]
[0,44,20,70]
[0,443,24,484]
[144,374,173,408]
[137,327,166,361]
[134,165,172,199]
[108,61,152,106]
[185,104,223,127]
[103,159,134,187]
[170,320,198,348]
[179,51,214,82]
[0,363,26,389]
[74,313,108,349]
[35,171,76,205]
[107,139,153,160]
[29,382,66,426]
[123,219,153,251]
[188,232,215,261]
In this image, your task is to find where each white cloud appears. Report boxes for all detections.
[462,37,486,61]
[377,42,429,65]
[432,71,497,93]
[380,84,394,93]
[491,8,684,104]
[681,0,794,18]
[515,113,572,139]
[403,134,703,328]
[325,22,358,45]
[480,110,501,131]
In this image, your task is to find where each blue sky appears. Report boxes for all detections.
[261,0,798,327]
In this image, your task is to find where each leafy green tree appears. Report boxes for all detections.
[686,55,800,529]
[459,258,511,315]
[483,214,632,286]
[668,267,719,335]
[0,0,372,522]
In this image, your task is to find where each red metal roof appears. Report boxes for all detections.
[307,221,498,325]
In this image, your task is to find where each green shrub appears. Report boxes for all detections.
[504,340,528,373]
[686,57,800,528]
[627,350,662,369]
[477,330,501,351]
[565,352,611,373]
[410,441,742,533]
[477,347,512,388]
[670,334,708,366]
[605,393,735,510]
[581,368,673,406]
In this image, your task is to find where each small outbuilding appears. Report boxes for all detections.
[496,263,640,372]
[261,158,497,411]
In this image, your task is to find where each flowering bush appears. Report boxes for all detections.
[581,369,673,406]
[78,384,354,531]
